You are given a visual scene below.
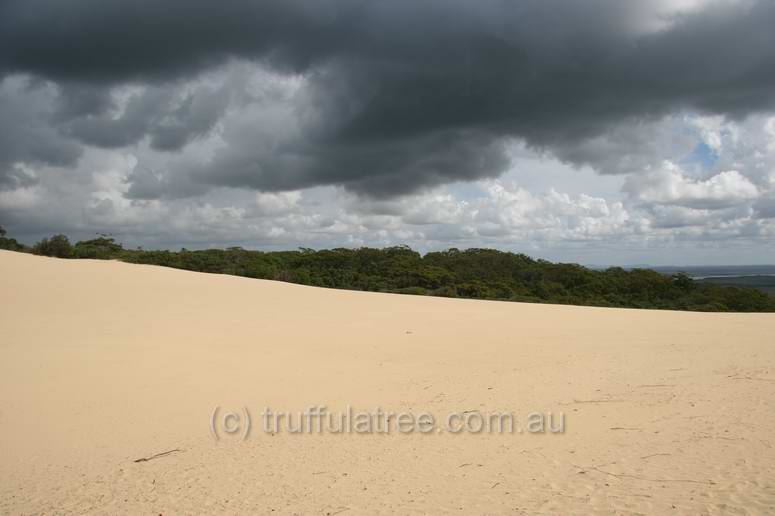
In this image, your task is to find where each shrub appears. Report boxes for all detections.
[32,234,73,258]
[73,237,124,259]
[0,225,27,252]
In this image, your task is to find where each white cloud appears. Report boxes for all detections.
[625,161,759,208]
[254,191,302,216]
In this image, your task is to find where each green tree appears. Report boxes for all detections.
[32,234,73,258]
[0,225,27,252]
[73,236,124,259]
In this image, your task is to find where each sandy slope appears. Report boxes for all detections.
[1,250,774,515]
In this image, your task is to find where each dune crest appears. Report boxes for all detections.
[2,250,774,514]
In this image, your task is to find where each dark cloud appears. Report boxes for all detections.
[754,197,775,219]
[55,82,229,151]
[147,86,230,151]
[2,0,775,196]
[0,165,38,190]
[50,82,114,122]
[125,164,209,200]
[59,87,171,149]
[0,77,81,185]
[0,0,337,82]
[185,127,512,198]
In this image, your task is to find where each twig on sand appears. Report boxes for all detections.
[133,448,183,463]
[560,398,627,405]
[635,384,674,388]
[640,453,671,460]
[572,463,715,485]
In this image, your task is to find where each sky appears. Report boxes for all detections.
[1,0,775,265]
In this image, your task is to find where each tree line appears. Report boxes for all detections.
[2,226,774,312]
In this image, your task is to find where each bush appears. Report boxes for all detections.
[394,286,428,296]
[73,237,124,259]
[32,234,73,258]
[0,225,27,252]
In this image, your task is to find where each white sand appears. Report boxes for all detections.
[2,250,775,514]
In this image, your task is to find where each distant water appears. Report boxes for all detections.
[648,265,775,278]
[692,273,775,280]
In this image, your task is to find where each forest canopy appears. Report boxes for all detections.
[3,226,774,313]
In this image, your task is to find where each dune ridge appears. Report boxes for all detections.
[1,250,774,514]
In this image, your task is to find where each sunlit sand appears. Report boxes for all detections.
[2,250,774,514]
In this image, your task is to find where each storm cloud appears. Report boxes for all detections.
[2,0,775,196]
[2,0,775,262]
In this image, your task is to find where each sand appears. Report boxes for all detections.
[1,249,775,514]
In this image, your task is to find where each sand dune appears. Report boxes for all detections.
[1,250,775,514]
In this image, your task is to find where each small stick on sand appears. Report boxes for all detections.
[572,463,715,485]
[133,448,183,463]
[635,384,674,388]
[639,453,671,460]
